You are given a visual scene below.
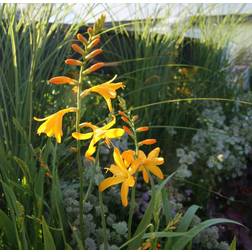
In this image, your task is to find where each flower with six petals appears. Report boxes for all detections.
[72,115,125,160]
[80,76,125,112]
[34,107,77,143]
[99,147,139,207]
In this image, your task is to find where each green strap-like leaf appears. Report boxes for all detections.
[41,216,56,250]
[172,218,244,249]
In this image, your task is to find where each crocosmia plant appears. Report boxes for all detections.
[33,14,242,250]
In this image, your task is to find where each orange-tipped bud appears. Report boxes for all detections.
[132,115,139,122]
[48,76,77,85]
[71,43,85,55]
[118,111,127,117]
[136,126,149,132]
[138,139,157,146]
[65,59,83,66]
[85,49,103,60]
[83,62,105,75]
[87,27,93,34]
[121,116,129,123]
[87,37,100,49]
[77,33,88,45]
[123,126,133,135]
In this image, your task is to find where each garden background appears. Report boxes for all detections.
[0,3,252,249]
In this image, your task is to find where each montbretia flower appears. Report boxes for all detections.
[34,107,77,143]
[72,115,124,159]
[99,147,139,207]
[80,75,125,112]
[137,147,164,183]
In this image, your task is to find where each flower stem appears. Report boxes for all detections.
[76,66,85,244]
[99,191,108,249]
[128,125,139,239]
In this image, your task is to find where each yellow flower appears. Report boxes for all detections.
[34,107,77,143]
[99,147,138,207]
[137,147,164,183]
[72,115,125,160]
[80,75,125,112]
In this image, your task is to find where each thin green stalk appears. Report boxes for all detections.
[128,124,138,239]
[99,191,108,249]
[76,66,85,243]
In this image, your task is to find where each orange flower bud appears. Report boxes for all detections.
[65,59,83,66]
[71,43,85,55]
[48,76,77,85]
[83,62,105,75]
[77,33,88,45]
[87,27,93,34]
[138,139,157,146]
[123,126,132,135]
[87,37,100,49]
[136,126,149,132]
[118,111,127,117]
[121,116,129,123]
[85,49,103,60]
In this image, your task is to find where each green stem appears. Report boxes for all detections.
[76,66,85,244]
[99,191,108,249]
[128,126,138,239]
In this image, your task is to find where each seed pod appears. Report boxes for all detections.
[83,62,105,75]
[71,44,85,55]
[85,49,103,60]
[48,76,77,85]
[77,33,88,45]
[65,59,83,66]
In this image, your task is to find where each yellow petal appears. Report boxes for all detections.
[142,169,149,183]
[104,97,113,112]
[85,139,97,158]
[72,132,93,140]
[126,176,135,187]
[108,164,126,177]
[152,157,164,165]
[138,150,147,160]
[113,148,125,171]
[102,115,116,130]
[120,181,129,207]
[148,147,160,159]
[122,150,135,167]
[147,165,164,180]
[99,176,125,192]
[105,128,125,139]
[79,122,98,130]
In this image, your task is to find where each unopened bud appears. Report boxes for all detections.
[83,62,105,75]
[121,116,129,123]
[123,126,132,135]
[85,49,103,60]
[87,37,100,50]
[136,126,149,132]
[48,76,77,85]
[138,139,157,146]
[71,43,85,55]
[65,59,83,66]
[77,33,88,45]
